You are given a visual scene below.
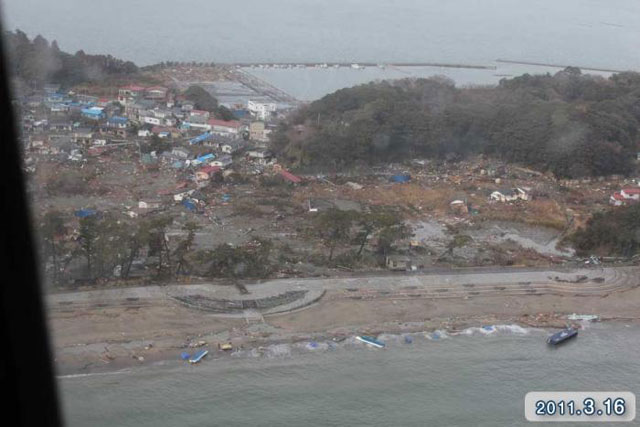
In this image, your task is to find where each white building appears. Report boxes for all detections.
[247,100,277,120]
[142,115,161,126]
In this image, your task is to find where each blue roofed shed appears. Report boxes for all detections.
[390,174,411,183]
[81,107,105,120]
[75,208,98,218]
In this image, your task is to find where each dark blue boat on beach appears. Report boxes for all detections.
[547,328,578,345]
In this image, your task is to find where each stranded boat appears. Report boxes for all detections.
[547,328,578,345]
[188,349,208,363]
[356,335,385,348]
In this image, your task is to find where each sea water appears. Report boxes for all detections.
[59,323,640,426]
[4,0,639,69]
[4,0,639,100]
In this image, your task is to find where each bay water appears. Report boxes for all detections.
[4,0,640,99]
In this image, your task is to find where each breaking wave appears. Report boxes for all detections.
[58,369,132,379]
[425,330,449,340]
[222,324,538,360]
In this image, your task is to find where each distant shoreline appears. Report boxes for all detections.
[228,62,497,70]
[495,59,630,74]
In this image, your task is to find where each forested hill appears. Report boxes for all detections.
[271,69,640,178]
[4,30,138,89]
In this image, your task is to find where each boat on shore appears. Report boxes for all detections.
[188,349,208,363]
[547,328,578,345]
[356,335,385,348]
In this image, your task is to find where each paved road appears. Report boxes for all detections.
[46,266,639,316]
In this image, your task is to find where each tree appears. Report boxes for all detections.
[121,222,147,280]
[145,216,174,277]
[183,85,219,112]
[216,105,236,121]
[376,221,412,257]
[4,30,139,88]
[205,238,273,279]
[92,217,130,279]
[570,204,640,257]
[313,209,356,260]
[77,216,99,279]
[174,222,199,276]
[271,72,640,178]
[445,234,473,256]
[355,210,402,257]
[40,210,66,285]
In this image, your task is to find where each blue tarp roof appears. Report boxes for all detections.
[189,132,213,145]
[231,109,248,119]
[108,116,128,123]
[196,153,215,162]
[81,108,104,116]
[74,208,98,218]
[182,199,196,211]
[390,174,411,183]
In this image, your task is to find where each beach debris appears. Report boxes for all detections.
[188,349,208,364]
[189,340,207,348]
[566,314,599,322]
[180,352,191,360]
[218,342,233,351]
[355,335,385,348]
[404,335,413,344]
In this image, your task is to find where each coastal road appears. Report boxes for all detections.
[47,266,639,317]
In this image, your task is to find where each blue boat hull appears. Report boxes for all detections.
[188,349,208,363]
[356,335,385,348]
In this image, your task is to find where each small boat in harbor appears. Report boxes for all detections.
[356,335,385,348]
[547,328,578,345]
[188,349,208,363]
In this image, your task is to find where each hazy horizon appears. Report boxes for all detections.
[3,0,640,69]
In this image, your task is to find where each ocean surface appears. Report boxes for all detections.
[59,323,640,426]
[4,0,640,68]
[4,0,640,100]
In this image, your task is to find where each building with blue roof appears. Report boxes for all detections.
[189,131,213,145]
[81,107,105,120]
[194,153,216,164]
[107,116,129,128]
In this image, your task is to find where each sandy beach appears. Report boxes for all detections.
[47,266,640,375]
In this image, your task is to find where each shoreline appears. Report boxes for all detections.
[49,266,640,376]
[53,314,640,377]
